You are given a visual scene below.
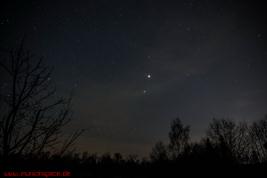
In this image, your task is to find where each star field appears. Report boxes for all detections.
[0,0,267,156]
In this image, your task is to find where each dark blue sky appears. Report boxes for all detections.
[1,0,267,156]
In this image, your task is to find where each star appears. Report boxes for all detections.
[143,90,147,94]
[146,74,151,79]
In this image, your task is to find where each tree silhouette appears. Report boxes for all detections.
[150,141,168,162]
[0,42,82,163]
[113,152,123,164]
[206,118,250,163]
[168,118,190,159]
[250,116,267,162]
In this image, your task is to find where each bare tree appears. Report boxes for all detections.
[0,42,82,161]
[206,118,250,163]
[168,118,190,159]
[249,116,267,162]
[150,141,168,162]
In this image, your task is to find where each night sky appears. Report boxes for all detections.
[1,0,267,156]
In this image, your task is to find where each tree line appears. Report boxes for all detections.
[150,117,267,165]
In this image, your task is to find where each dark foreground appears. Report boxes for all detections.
[1,157,267,177]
